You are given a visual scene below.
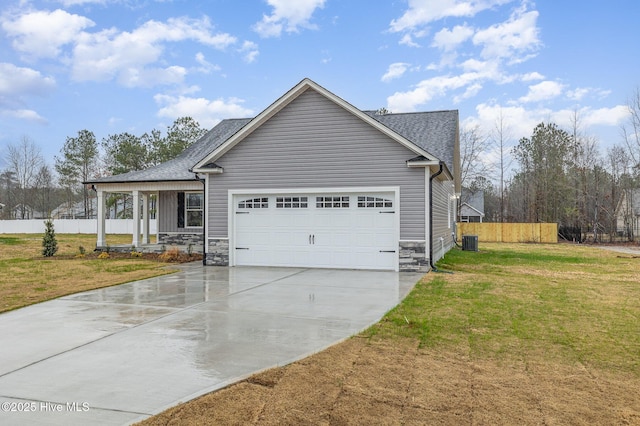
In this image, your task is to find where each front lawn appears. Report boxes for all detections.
[139,243,640,425]
[0,234,175,313]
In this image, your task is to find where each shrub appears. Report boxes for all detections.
[78,246,86,255]
[159,247,181,262]
[42,219,58,257]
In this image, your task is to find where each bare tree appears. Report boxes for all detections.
[460,124,491,190]
[33,164,56,218]
[5,136,43,219]
[622,87,640,169]
[492,107,513,222]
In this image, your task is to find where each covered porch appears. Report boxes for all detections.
[92,181,204,251]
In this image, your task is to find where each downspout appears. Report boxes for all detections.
[195,173,206,266]
[429,162,444,271]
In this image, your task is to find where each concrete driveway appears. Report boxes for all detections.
[0,264,422,425]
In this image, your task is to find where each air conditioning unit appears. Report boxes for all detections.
[462,235,478,252]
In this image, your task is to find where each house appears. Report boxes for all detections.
[459,188,485,223]
[615,188,640,240]
[51,198,97,219]
[86,79,460,272]
[11,204,46,220]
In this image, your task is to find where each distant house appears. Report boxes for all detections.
[11,204,46,220]
[51,199,97,219]
[459,188,485,223]
[87,78,460,272]
[615,188,640,240]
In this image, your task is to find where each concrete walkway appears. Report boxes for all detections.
[0,264,422,425]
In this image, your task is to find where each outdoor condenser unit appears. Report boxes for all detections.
[462,235,479,252]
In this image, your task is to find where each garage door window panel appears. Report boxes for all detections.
[238,197,268,209]
[357,196,393,208]
[276,196,308,208]
[316,196,349,208]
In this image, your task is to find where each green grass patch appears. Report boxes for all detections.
[0,236,22,245]
[366,243,640,375]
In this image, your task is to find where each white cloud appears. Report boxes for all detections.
[0,108,47,124]
[387,72,482,112]
[194,52,221,74]
[239,41,259,63]
[472,6,540,63]
[58,0,107,5]
[399,33,421,48]
[453,82,483,103]
[1,9,94,58]
[382,63,410,82]
[469,103,629,147]
[154,93,254,128]
[432,24,474,51]
[519,80,565,103]
[253,0,326,38]
[390,0,512,32]
[566,87,611,101]
[118,66,188,88]
[520,71,544,81]
[0,62,56,97]
[564,105,629,128]
[70,16,236,85]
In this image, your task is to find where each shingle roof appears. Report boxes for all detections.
[88,109,458,184]
[460,188,485,215]
[364,110,458,174]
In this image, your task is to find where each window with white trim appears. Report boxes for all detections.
[316,196,349,208]
[238,197,269,209]
[276,196,308,208]
[357,196,393,208]
[186,192,204,227]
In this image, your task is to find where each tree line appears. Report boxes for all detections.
[0,117,206,220]
[461,87,640,242]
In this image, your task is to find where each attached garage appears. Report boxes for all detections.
[230,189,399,270]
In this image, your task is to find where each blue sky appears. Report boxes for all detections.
[1,0,638,172]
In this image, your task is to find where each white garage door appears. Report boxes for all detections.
[232,191,398,270]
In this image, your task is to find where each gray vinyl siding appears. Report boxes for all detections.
[159,191,178,232]
[431,178,455,262]
[207,89,425,240]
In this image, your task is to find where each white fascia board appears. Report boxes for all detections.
[93,180,202,192]
[193,78,432,170]
[407,160,440,167]
[191,166,223,174]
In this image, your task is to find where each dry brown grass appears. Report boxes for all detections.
[137,243,640,425]
[0,234,174,313]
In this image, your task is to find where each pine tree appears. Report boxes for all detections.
[42,219,58,257]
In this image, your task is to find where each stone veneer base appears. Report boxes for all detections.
[205,238,229,266]
[399,241,430,272]
[203,239,429,272]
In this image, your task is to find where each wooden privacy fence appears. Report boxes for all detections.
[457,223,558,243]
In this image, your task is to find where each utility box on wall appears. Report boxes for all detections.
[462,235,479,251]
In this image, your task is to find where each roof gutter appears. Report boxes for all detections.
[429,161,445,272]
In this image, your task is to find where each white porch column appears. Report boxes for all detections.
[132,190,140,247]
[142,192,150,244]
[96,190,106,247]
[155,192,160,242]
